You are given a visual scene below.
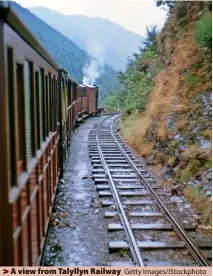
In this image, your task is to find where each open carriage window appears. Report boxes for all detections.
[24,60,34,163]
[7,47,16,186]
[39,69,45,143]
[16,64,26,173]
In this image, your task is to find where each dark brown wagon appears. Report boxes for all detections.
[0,2,98,266]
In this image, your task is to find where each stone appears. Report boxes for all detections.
[146,155,154,165]
[205,191,212,197]
[184,203,191,209]
[171,184,182,195]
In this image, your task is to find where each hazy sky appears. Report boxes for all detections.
[13,0,167,36]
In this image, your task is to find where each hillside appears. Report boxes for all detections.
[29,6,143,71]
[11,2,120,99]
[105,2,212,227]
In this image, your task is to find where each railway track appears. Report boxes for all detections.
[89,114,212,267]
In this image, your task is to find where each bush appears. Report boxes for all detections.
[102,92,121,112]
[194,13,212,49]
[176,3,187,21]
[185,72,197,86]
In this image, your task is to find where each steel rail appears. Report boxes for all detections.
[96,115,144,266]
[111,115,209,267]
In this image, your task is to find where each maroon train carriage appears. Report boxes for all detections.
[84,84,99,114]
[77,84,87,116]
[0,2,61,266]
[0,2,99,266]
[76,84,99,118]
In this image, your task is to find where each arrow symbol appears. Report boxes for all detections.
[3,269,9,274]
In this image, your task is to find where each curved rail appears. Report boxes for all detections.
[96,115,144,266]
[111,115,209,267]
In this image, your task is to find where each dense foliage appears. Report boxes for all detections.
[96,66,120,100]
[103,26,162,113]
[11,2,120,98]
[102,92,121,112]
[194,13,212,49]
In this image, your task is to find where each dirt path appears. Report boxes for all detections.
[42,116,110,266]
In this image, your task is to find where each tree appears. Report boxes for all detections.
[142,26,158,53]
[156,1,176,11]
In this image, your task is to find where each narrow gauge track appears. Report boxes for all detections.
[89,115,211,267]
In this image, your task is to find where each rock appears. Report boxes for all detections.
[146,155,154,165]
[170,195,184,203]
[199,139,211,149]
[82,175,92,179]
[62,212,68,218]
[179,145,187,151]
[184,203,191,209]
[174,134,181,141]
[206,170,212,181]
[171,184,181,195]
[205,191,212,197]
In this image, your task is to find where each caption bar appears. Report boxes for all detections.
[1,267,211,276]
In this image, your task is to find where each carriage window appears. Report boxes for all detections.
[35,72,40,149]
[24,61,34,162]
[39,69,45,143]
[61,77,65,121]
[68,81,71,106]
[48,73,52,131]
[55,79,58,125]
[16,64,26,171]
[53,76,57,130]
[70,82,73,104]
[45,75,49,136]
[73,83,76,101]
[7,47,16,186]
[51,77,55,131]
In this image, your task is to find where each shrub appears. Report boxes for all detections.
[194,13,212,49]
[186,184,212,224]
[185,72,198,86]
[176,3,187,21]
[179,160,201,182]
[102,92,121,112]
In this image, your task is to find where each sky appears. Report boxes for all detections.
[13,0,167,36]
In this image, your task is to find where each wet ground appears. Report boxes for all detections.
[42,115,111,266]
[42,115,211,266]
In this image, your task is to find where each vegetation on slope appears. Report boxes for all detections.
[103,26,162,112]
[105,1,212,226]
[11,2,120,98]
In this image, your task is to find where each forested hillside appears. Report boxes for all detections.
[104,2,212,226]
[11,2,120,99]
[29,6,143,71]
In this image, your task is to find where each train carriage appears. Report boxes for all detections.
[77,84,87,115]
[0,2,61,265]
[85,84,99,114]
[67,77,78,139]
[58,69,68,174]
[0,2,99,266]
